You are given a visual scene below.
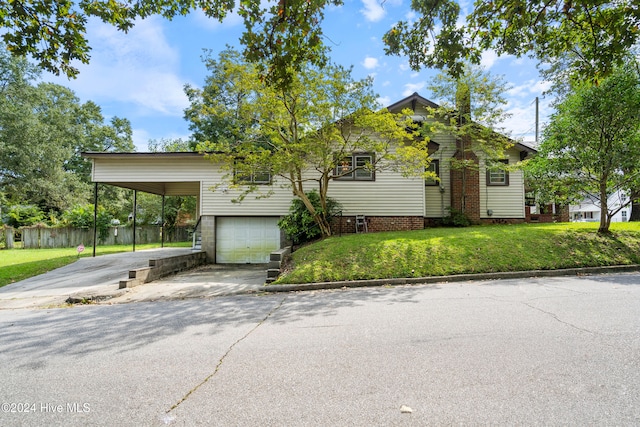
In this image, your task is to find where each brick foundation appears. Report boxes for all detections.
[525,205,570,223]
[333,216,425,234]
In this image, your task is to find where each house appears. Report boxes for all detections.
[84,93,539,264]
[570,191,630,223]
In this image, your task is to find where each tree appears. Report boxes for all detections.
[425,64,513,219]
[0,0,340,88]
[0,47,134,216]
[187,50,432,237]
[383,0,640,83]
[526,66,640,233]
[147,137,197,234]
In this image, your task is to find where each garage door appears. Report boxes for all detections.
[216,217,281,264]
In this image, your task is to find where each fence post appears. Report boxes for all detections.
[4,226,14,249]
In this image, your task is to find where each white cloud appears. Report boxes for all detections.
[480,50,499,70]
[47,17,190,117]
[399,62,410,72]
[377,96,392,107]
[360,0,386,22]
[507,79,552,98]
[362,56,379,70]
[132,128,153,152]
[501,96,552,145]
[403,82,425,96]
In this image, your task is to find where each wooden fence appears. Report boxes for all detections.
[10,226,191,249]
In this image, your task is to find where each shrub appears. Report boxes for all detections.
[62,204,114,242]
[440,208,472,227]
[278,190,342,244]
[5,205,45,228]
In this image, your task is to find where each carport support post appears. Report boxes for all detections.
[161,195,165,248]
[133,190,137,252]
[93,182,98,257]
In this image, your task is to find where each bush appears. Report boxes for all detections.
[278,190,342,244]
[440,208,472,227]
[5,205,45,228]
[62,204,114,242]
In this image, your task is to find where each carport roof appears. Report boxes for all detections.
[81,151,206,159]
[82,151,206,196]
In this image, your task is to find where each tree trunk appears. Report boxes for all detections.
[598,182,611,234]
[630,198,640,221]
[293,186,333,238]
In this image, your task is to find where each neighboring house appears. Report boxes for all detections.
[570,191,630,223]
[84,93,540,264]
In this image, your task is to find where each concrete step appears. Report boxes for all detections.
[119,251,207,289]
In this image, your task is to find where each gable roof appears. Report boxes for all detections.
[386,92,537,155]
[386,92,440,112]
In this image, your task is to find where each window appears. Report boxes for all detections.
[335,153,375,181]
[486,159,509,186]
[425,160,440,186]
[234,163,272,185]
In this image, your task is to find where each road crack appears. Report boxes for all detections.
[165,296,287,416]
[522,302,596,335]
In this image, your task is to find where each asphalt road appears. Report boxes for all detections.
[0,273,639,426]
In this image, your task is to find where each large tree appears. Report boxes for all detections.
[526,66,640,233]
[186,50,432,237]
[0,0,339,88]
[383,0,640,82]
[423,64,514,218]
[0,48,134,215]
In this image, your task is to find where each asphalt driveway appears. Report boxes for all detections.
[0,248,267,309]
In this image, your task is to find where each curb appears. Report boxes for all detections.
[262,264,640,293]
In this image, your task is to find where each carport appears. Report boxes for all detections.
[82,152,204,257]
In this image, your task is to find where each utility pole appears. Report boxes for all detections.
[535,96,539,145]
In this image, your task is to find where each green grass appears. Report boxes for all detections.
[0,242,191,288]
[275,222,640,284]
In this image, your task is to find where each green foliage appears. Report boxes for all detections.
[440,208,471,227]
[62,204,113,242]
[384,0,640,83]
[526,64,640,233]
[0,0,339,88]
[5,205,45,228]
[278,191,342,244]
[0,46,133,215]
[148,138,194,153]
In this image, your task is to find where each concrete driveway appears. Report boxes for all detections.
[0,248,267,309]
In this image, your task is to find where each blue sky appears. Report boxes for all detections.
[45,0,552,152]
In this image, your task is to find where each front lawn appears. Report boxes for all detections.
[0,242,191,288]
[275,222,640,284]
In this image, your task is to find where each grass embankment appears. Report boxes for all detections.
[275,222,640,284]
[0,242,191,288]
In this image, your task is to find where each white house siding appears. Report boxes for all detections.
[201,175,293,216]
[328,169,425,217]
[480,149,525,219]
[91,157,212,184]
[425,134,456,218]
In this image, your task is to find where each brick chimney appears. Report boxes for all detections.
[450,82,480,223]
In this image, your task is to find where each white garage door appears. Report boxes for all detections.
[216,217,281,264]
